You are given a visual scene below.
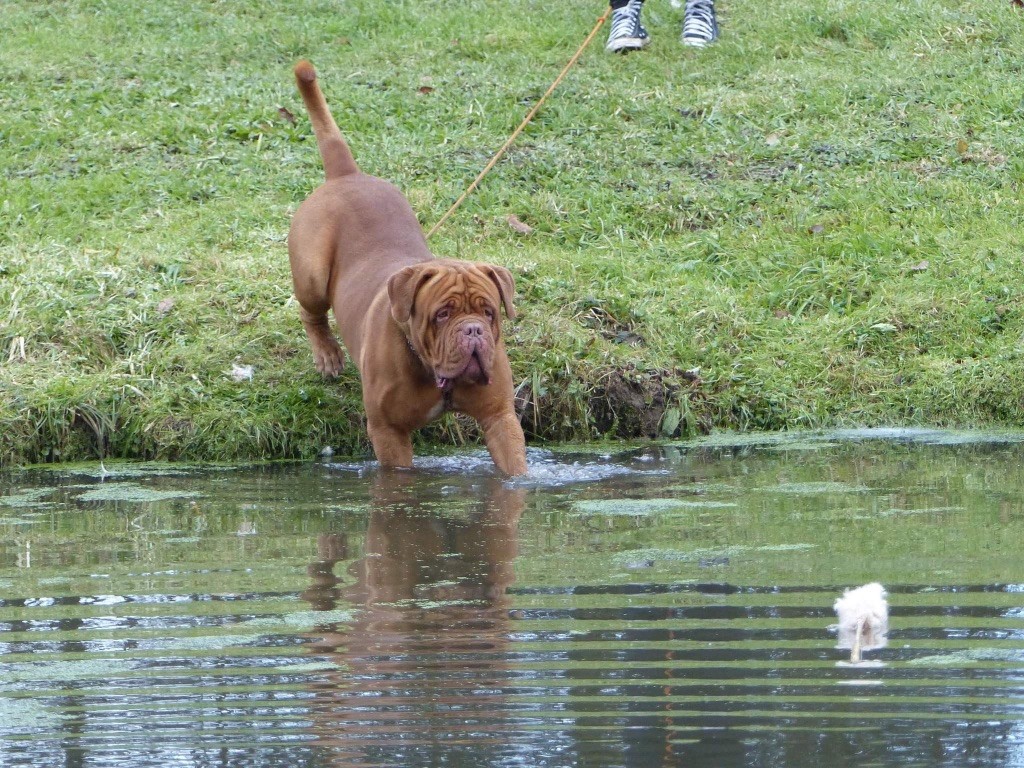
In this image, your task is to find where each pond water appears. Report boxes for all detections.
[1,429,1024,767]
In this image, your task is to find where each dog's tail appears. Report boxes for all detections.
[293,60,359,179]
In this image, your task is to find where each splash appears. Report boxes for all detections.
[326,447,668,488]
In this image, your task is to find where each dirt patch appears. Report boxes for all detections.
[591,366,710,439]
[517,365,710,441]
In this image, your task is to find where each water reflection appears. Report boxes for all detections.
[300,472,531,764]
[2,437,1024,767]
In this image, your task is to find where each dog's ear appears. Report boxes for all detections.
[481,265,517,320]
[387,264,439,324]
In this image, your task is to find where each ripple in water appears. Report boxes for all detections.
[3,433,1024,767]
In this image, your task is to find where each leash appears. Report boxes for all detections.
[425,8,611,239]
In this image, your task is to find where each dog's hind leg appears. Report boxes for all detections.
[289,210,346,378]
[299,306,345,378]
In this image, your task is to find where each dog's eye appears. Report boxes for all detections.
[435,308,451,323]
[483,307,496,321]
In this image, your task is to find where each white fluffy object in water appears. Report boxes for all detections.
[833,582,889,663]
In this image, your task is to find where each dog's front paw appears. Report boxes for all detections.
[313,341,345,378]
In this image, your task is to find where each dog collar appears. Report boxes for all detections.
[404,336,448,397]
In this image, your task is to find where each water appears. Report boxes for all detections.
[2,430,1024,767]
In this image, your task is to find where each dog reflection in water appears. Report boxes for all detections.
[299,472,525,753]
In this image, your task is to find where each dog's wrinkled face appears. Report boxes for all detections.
[388,260,516,390]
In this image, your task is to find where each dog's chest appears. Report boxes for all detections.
[424,388,457,422]
[425,398,446,422]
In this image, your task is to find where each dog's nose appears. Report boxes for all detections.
[462,322,485,338]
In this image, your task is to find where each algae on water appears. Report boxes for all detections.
[1,488,56,508]
[613,543,816,568]
[907,648,1024,666]
[759,482,872,494]
[76,483,202,503]
[1,658,142,683]
[0,697,64,733]
[243,609,359,632]
[572,497,737,516]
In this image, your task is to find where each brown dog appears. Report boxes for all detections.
[287,61,527,476]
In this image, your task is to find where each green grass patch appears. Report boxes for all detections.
[2,0,1023,464]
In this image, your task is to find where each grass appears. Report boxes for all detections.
[1,0,1023,465]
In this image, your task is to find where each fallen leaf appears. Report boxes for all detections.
[506,214,533,235]
[157,298,175,315]
[774,309,792,319]
[808,223,826,235]
[660,407,681,437]
[1013,0,1023,9]
[956,139,969,156]
[277,107,296,124]
[765,132,782,147]
[418,86,434,95]
[909,260,929,272]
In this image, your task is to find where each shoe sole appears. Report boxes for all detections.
[606,36,652,53]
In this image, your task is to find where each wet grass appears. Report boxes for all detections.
[2,0,1023,465]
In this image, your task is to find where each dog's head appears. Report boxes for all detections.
[387,259,516,390]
